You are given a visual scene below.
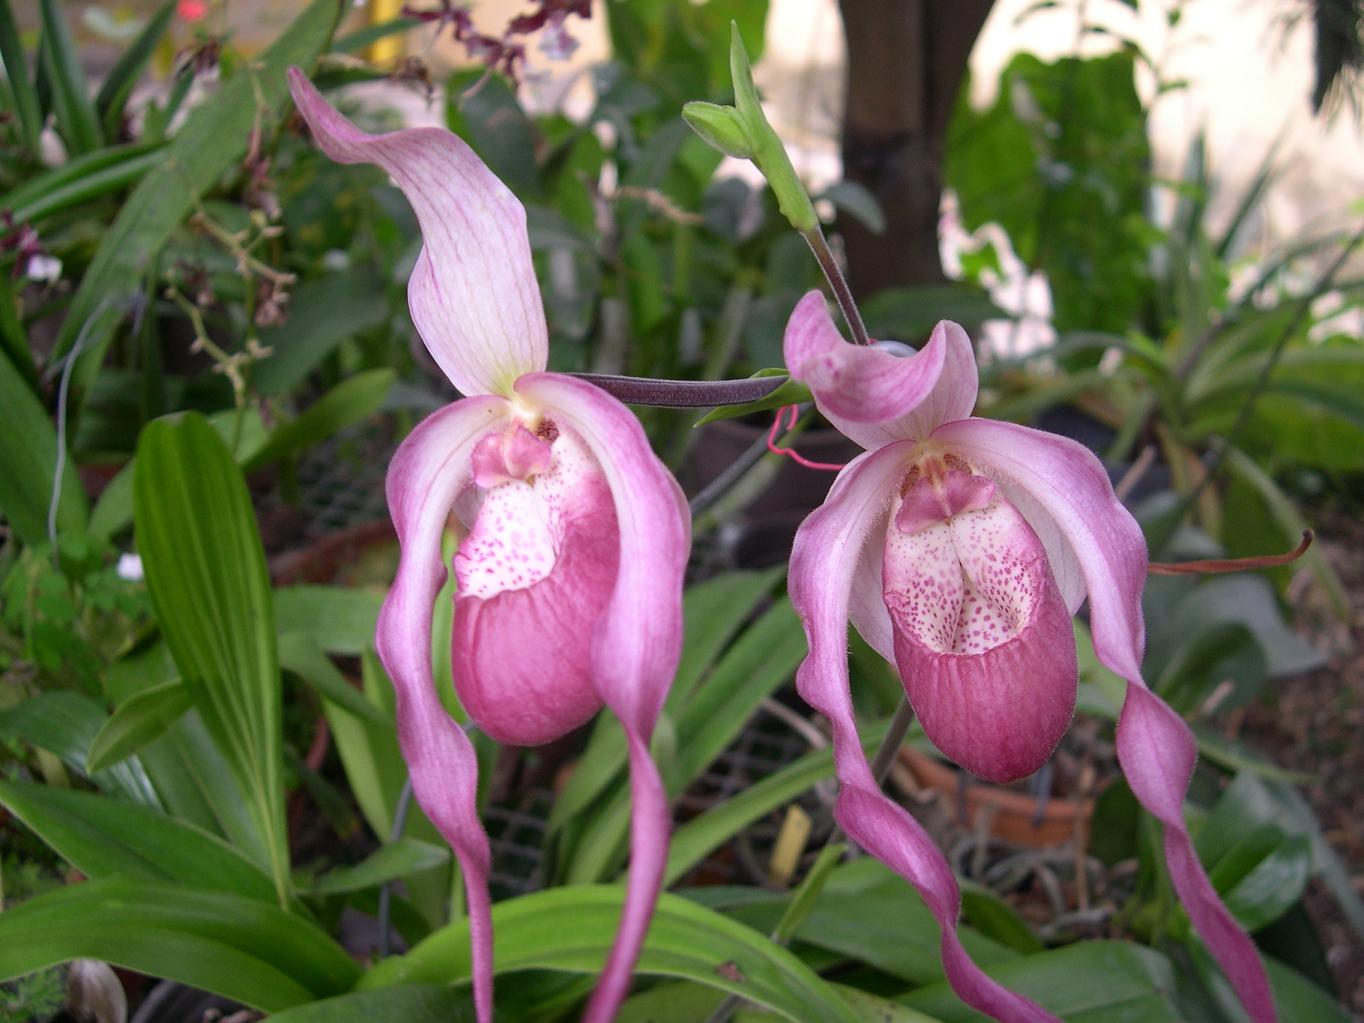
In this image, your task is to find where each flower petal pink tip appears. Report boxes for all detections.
[289,70,690,1023]
[783,292,1277,1023]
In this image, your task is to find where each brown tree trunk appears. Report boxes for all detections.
[838,0,995,296]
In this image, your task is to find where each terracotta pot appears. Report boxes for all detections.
[898,746,1093,849]
[268,519,395,586]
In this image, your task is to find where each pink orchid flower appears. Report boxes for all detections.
[782,291,1276,1023]
[288,71,690,1023]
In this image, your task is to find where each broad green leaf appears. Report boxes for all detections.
[363,886,863,1023]
[274,585,384,655]
[53,0,342,397]
[325,648,407,841]
[37,0,99,154]
[0,690,158,806]
[0,0,42,153]
[134,412,288,900]
[1197,771,1364,944]
[307,838,450,895]
[86,677,191,772]
[0,778,275,901]
[722,859,1016,987]
[0,347,88,546]
[243,368,395,472]
[269,985,476,1023]
[0,879,359,1011]
[1263,956,1354,1023]
[138,710,271,866]
[1209,825,1312,933]
[898,940,1178,1022]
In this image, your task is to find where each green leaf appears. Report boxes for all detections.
[307,838,450,895]
[279,632,387,724]
[37,0,99,154]
[897,940,1177,1022]
[94,1,175,138]
[324,649,407,841]
[86,678,191,772]
[134,412,289,901]
[959,882,1045,955]
[274,585,385,656]
[363,886,864,1023]
[52,0,342,398]
[1,143,165,226]
[0,0,42,154]
[0,778,276,901]
[269,985,477,1023]
[720,859,1016,987]
[138,710,271,865]
[1208,825,1312,933]
[0,879,359,1011]
[0,691,159,806]
[0,347,88,546]
[242,368,395,472]
[681,101,755,159]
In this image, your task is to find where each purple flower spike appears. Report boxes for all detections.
[289,70,689,1023]
[782,290,1276,1023]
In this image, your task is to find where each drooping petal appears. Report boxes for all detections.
[1119,686,1277,1023]
[883,474,1076,783]
[788,442,1059,1023]
[937,419,1276,1020]
[451,429,616,746]
[374,394,509,1023]
[930,417,1145,671]
[783,292,978,448]
[288,69,547,397]
[511,372,690,1023]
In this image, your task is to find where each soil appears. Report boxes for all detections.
[1241,507,1364,1018]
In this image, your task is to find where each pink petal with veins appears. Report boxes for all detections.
[287,70,546,398]
[883,472,1076,783]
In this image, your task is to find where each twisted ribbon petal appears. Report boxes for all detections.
[933,417,1275,1023]
[516,373,689,1023]
[790,442,1060,1023]
[374,395,508,1023]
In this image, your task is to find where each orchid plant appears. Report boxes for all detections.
[287,71,690,1023]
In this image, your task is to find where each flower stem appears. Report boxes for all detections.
[802,226,869,347]
[570,372,786,408]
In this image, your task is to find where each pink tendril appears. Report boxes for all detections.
[766,405,845,472]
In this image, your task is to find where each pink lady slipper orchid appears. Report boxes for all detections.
[782,291,1276,1023]
[287,71,689,1023]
